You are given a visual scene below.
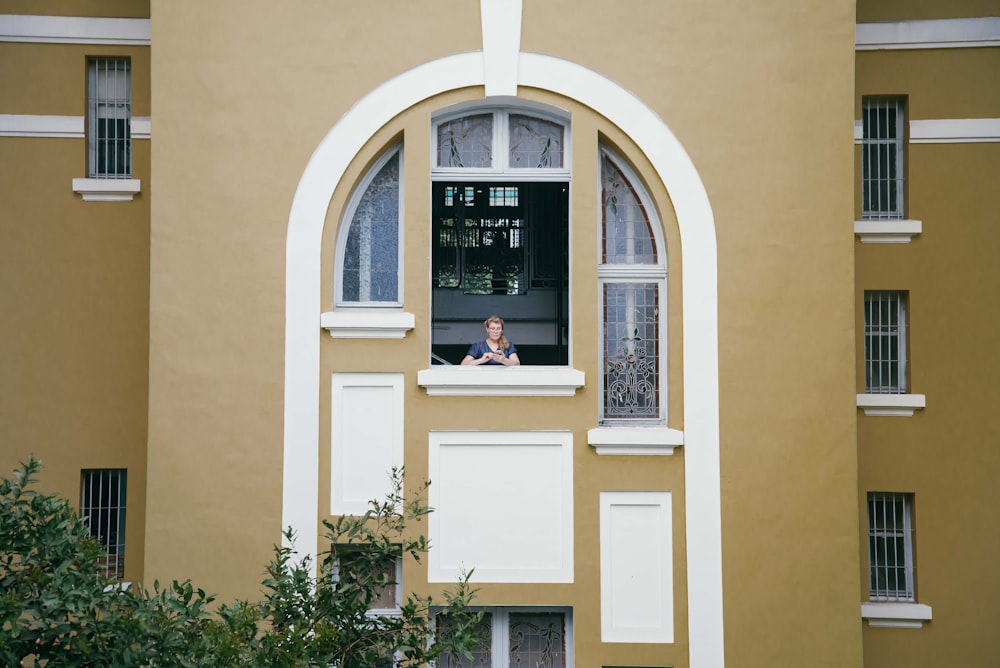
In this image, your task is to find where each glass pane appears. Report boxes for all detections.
[603,282,660,419]
[438,114,493,168]
[342,153,400,302]
[509,612,565,667]
[602,157,656,264]
[509,114,564,168]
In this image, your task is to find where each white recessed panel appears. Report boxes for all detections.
[600,491,673,643]
[428,431,573,583]
[331,373,403,515]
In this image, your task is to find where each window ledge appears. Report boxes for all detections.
[72,177,141,202]
[418,366,585,396]
[861,602,932,628]
[587,427,683,455]
[854,219,922,243]
[321,310,415,339]
[857,393,926,417]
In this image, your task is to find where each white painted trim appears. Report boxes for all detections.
[856,17,1000,50]
[910,118,1000,143]
[855,118,1000,144]
[857,393,926,417]
[0,114,151,139]
[72,178,141,202]
[854,220,922,243]
[330,373,404,515]
[283,3,722,663]
[0,114,81,138]
[0,14,150,45]
[480,0,521,97]
[588,427,684,455]
[600,491,674,642]
[418,366,585,396]
[428,430,574,583]
[320,310,415,339]
[861,602,933,628]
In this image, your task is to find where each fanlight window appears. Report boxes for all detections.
[338,147,402,305]
[434,109,565,171]
[599,149,666,423]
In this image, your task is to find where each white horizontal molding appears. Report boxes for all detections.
[321,310,414,339]
[854,118,1000,144]
[910,118,1000,143]
[588,427,684,455]
[856,17,1000,50]
[854,219,922,243]
[861,602,933,628]
[418,366,585,396]
[857,393,926,417]
[72,178,141,202]
[0,15,150,45]
[0,115,151,139]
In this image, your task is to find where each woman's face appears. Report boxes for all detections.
[486,321,503,341]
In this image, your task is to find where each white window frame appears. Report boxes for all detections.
[334,144,405,309]
[863,290,907,394]
[331,546,403,615]
[861,96,905,220]
[87,56,132,179]
[434,606,573,667]
[431,103,571,179]
[597,147,668,427]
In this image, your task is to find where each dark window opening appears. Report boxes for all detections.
[432,181,568,365]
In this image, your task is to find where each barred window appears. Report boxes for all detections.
[861,96,905,220]
[864,290,908,394]
[81,469,127,579]
[436,608,569,667]
[87,57,132,178]
[868,492,915,601]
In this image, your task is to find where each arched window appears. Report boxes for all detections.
[599,147,667,423]
[430,106,570,365]
[336,145,403,306]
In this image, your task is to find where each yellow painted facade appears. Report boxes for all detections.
[1,1,997,666]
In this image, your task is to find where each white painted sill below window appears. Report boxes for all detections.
[854,219,922,243]
[857,393,926,417]
[861,602,933,628]
[587,427,684,455]
[72,178,141,202]
[321,310,415,339]
[418,366,585,396]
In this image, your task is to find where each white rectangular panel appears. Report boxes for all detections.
[331,373,403,515]
[428,431,573,583]
[600,491,673,643]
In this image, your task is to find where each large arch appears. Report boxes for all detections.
[283,7,722,667]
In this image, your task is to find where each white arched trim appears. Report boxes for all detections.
[284,54,723,668]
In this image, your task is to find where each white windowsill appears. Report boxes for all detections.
[861,602,933,628]
[854,219,922,243]
[321,310,415,339]
[587,426,684,455]
[72,178,141,202]
[857,393,926,417]
[418,366,585,396]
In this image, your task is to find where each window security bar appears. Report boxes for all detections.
[81,469,127,579]
[861,96,904,220]
[88,57,132,178]
[864,290,907,394]
[868,492,915,601]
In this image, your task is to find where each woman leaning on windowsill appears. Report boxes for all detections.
[460,315,521,366]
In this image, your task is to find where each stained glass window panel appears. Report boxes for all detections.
[342,153,399,302]
[509,114,564,168]
[438,114,493,168]
[509,612,566,667]
[602,157,656,264]
[603,282,660,420]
